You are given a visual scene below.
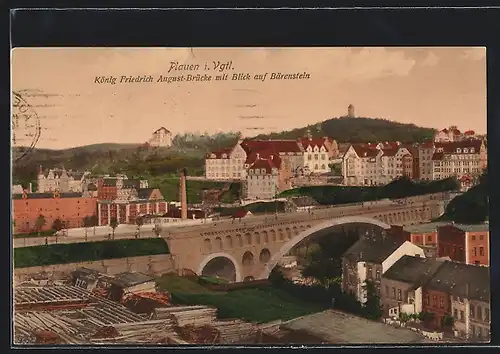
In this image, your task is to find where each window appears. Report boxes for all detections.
[427,235,432,242]
[460,310,464,322]
[473,247,477,256]
[376,269,381,279]
[472,235,476,241]
[425,294,429,305]
[439,297,444,309]
[392,287,396,299]
[453,309,458,319]
[470,305,475,318]
[385,285,389,295]
[477,306,482,320]
[480,234,484,241]
[479,247,485,256]
[397,289,402,301]
[485,308,490,322]
[432,296,438,307]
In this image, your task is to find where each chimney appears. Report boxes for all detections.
[28,182,32,193]
[179,168,188,220]
[256,153,260,159]
[270,155,274,160]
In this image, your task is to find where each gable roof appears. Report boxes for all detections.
[153,127,171,134]
[137,188,163,200]
[383,255,445,288]
[342,235,406,263]
[206,147,233,159]
[299,137,329,150]
[425,261,490,302]
[248,157,281,173]
[351,144,380,158]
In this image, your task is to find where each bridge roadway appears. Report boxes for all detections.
[13,200,424,249]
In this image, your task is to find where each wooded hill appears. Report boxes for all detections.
[253,116,436,143]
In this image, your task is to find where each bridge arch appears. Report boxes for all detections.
[198,252,242,283]
[258,216,391,279]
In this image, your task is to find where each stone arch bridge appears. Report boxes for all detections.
[165,199,445,282]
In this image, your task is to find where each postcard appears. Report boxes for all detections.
[11,47,489,345]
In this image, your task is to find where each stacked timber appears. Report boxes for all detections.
[88,319,177,344]
[212,320,259,344]
[177,324,220,344]
[154,306,217,327]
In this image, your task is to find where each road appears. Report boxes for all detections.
[13,199,438,248]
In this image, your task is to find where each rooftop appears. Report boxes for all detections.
[426,261,490,303]
[382,255,445,288]
[343,235,406,264]
[108,272,156,288]
[403,222,452,234]
[446,223,490,233]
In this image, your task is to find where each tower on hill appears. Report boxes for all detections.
[347,104,355,118]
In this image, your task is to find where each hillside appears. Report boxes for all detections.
[252,117,436,143]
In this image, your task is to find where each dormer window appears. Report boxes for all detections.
[261,169,266,174]
[456,148,461,153]
[314,146,319,152]
[470,148,475,153]
[222,154,227,158]
[463,148,468,153]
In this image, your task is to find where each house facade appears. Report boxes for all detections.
[12,191,98,233]
[381,255,445,318]
[431,139,487,181]
[97,188,167,226]
[245,155,281,200]
[342,234,425,304]
[437,223,489,266]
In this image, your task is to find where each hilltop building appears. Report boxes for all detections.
[347,104,355,118]
[148,127,172,148]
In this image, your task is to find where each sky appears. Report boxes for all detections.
[11,47,486,150]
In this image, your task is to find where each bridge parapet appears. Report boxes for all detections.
[168,199,444,282]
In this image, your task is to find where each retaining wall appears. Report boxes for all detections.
[13,254,175,283]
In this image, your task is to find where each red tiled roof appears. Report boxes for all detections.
[299,137,329,150]
[381,148,397,157]
[460,175,474,182]
[351,144,380,158]
[435,140,482,154]
[464,130,476,135]
[380,142,401,149]
[241,139,302,154]
[248,157,281,174]
[206,148,233,159]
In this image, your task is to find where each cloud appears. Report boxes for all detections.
[461,48,486,61]
[421,51,440,67]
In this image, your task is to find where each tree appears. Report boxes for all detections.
[34,215,46,236]
[109,218,119,239]
[362,280,383,320]
[52,218,63,233]
[135,216,144,237]
[90,214,98,236]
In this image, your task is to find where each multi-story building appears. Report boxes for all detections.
[381,255,445,318]
[437,223,489,266]
[37,166,90,193]
[424,261,490,338]
[342,234,425,304]
[148,127,172,148]
[245,154,281,200]
[205,142,248,180]
[12,190,98,234]
[342,143,414,186]
[417,141,435,181]
[393,222,451,258]
[97,188,168,226]
[96,176,148,201]
[431,140,487,181]
[299,131,339,174]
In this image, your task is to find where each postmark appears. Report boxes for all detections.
[11,91,41,164]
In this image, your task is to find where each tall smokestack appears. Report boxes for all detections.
[179,168,188,220]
